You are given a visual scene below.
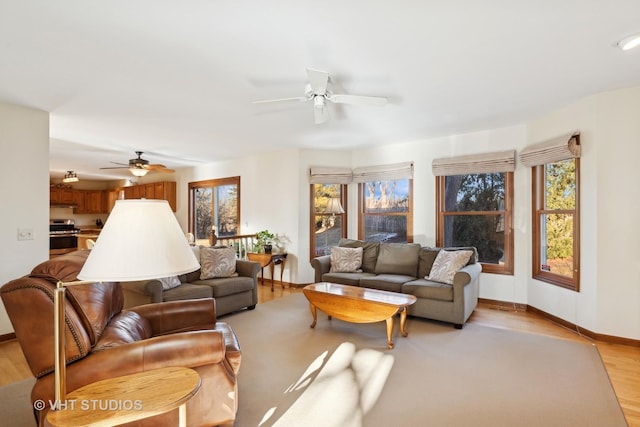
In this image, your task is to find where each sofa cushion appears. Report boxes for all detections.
[200,247,236,279]
[192,276,254,298]
[374,243,421,276]
[330,246,363,273]
[402,279,454,302]
[322,272,376,287]
[427,250,474,284]
[417,247,441,278]
[162,282,213,301]
[338,238,380,273]
[360,274,415,293]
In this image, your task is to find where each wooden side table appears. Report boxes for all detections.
[45,366,200,427]
[247,252,288,291]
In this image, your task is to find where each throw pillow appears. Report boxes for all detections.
[200,247,237,279]
[158,275,182,290]
[329,246,363,273]
[427,250,473,284]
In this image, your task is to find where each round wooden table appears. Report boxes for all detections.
[45,366,201,427]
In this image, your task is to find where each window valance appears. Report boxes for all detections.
[519,131,580,167]
[352,162,414,183]
[309,166,353,184]
[431,150,515,176]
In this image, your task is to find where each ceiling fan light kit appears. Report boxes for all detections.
[253,68,387,124]
[129,167,149,177]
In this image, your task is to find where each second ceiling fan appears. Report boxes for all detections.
[253,68,387,124]
[100,151,175,177]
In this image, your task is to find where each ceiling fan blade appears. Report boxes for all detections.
[253,96,309,104]
[99,166,129,170]
[155,168,175,173]
[145,164,167,170]
[307,68,329,96]
[327,94,387,106]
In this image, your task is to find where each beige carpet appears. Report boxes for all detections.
[0,294,626,427]
[224,293,626,427]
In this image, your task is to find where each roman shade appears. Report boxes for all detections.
[519,131,581,167]
[309,166,353,184]
[352,162,414,183]
[431,150,515,176]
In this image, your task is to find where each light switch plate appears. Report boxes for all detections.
[18,228,35,240]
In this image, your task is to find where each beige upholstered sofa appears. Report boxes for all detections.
[310,238,482,328]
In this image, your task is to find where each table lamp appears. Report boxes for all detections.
[52,199,200,403]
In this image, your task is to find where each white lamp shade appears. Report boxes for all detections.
[78,199,199,281]
[325,197,345,214]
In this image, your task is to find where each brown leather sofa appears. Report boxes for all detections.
[1,251,241,427]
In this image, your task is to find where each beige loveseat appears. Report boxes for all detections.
[310,238,482,328]
[122,246,261,316]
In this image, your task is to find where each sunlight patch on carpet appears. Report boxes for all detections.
[258,342,394,427]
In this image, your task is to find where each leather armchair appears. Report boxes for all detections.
[1,251,240,427]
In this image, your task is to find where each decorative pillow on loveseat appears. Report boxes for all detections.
[330,246,363,273]
[158,276,182,290]
[200,247,237,279]
[427,250,473,284]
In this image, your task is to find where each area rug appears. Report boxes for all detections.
[224,293,626,427]
[0,294,626,427]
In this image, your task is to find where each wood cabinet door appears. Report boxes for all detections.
[73,190,87,213]
[50,188,60,203]
[60,189,74,204]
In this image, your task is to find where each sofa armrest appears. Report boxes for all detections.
[237,259,261,279]
[127,298,217,335]
[120,279,163,303]
[452,263,482,288]
[32,330,227,403]
[310,255,331,283]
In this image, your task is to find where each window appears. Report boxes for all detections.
[188,176,240,246]
[358,179,413,243]
[436,172,514,274]
[310,184,347,258]
[532,158,580,290]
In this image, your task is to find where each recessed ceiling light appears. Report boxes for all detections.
[617,33,640,51]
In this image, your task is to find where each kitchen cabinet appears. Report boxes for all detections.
[73,190,107,214]
[72,190,87,213]
[86,190,105,213]
[121,181,176,211]
[50,187,74,204]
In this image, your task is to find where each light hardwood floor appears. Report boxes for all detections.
[1,283,639,426]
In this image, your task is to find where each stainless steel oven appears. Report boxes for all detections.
[50,219,80,254]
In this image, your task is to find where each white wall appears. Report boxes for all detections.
[0,102,49,335]
[527,86,640,339]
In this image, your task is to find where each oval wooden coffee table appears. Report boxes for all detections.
[303,282,417,349]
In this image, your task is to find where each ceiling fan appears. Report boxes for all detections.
[253,68,387,124]
[100,151,175,177]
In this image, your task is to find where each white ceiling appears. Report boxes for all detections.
[1,1,640,180]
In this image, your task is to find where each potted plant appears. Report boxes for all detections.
[254,229,275,253]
